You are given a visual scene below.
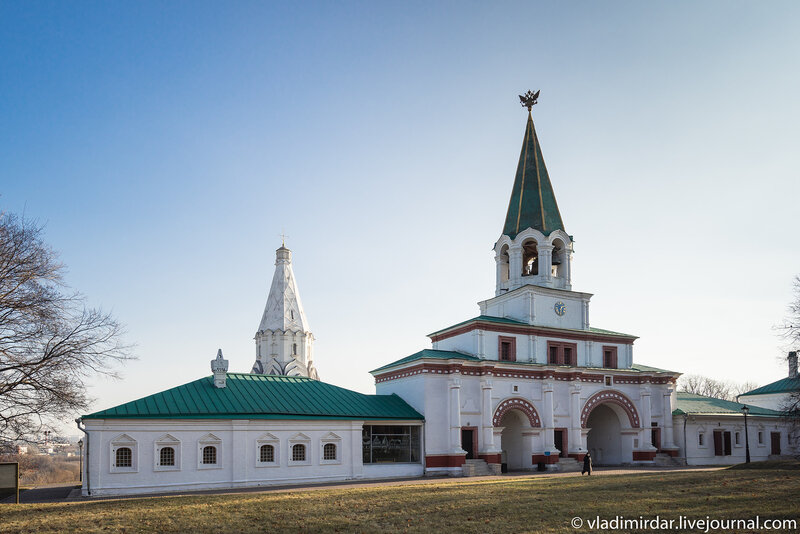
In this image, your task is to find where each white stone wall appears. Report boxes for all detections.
[377,367,676,472]
[739,392,792,411]
[433,330,630,370]
[673,415,796,465]
[81,419,422,496]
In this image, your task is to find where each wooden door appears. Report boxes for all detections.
[461,429,475,459]
[771,432,781,455]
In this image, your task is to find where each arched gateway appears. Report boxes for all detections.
[493,398,541,471]
[581,391,640,466]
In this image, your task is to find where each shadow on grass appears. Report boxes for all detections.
[727,459,800,470]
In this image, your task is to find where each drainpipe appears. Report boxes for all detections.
[682,414,688,465]
[75,417,90,496]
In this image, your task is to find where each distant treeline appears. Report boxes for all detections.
[0,454,80,485]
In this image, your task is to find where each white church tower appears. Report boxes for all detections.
[250,245,319,379]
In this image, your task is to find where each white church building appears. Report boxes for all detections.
[77,93,796,496]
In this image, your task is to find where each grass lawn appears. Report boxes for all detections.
[1,464,798,533]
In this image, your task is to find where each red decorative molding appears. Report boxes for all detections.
[632,451,657,461]
[568,453,586,462]
[429,321,636,345]
[580,390,641,428]
[662,448,679,457]
[532,454,559,464]
[492,398,541,427]
[498,336,517,362]
[478,453,501,464]
[373,360,677,385]
[425,454,466,468]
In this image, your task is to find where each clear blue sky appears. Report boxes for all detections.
[2,1,799,435]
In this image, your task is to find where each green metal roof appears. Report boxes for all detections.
[631,363,678,374]
[672,392,783,417]
[428,315,636,339]
[370,349,480,374]
[739,377,800,397]
[82,373,423,421]
[502,111,565,239]
[372,350,677,376]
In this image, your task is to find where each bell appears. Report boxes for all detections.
[552,255,562,265]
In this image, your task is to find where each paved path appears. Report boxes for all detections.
[4,465,723,504]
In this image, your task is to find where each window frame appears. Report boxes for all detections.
[320,432,342,465]
[154,434,181,472]
[602,346,618,369]
[110,434,138,474]
[256,433,280,468]
[547,341,578,366]
[288,433,311,466]
[197,434,223,470]
[498,336,517,362]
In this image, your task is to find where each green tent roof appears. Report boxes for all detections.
[739,377,800,397]
[672,392,783,417]
[502,111,565,239]
[82,373,423,421]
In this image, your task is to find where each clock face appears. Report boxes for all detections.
[554,301,566,316]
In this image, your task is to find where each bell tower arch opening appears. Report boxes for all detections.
[521,239,539,277]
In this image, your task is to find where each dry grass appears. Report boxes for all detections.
[1,467,798,533]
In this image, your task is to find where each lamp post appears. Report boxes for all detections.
[78,439,83,482]
[741,405,751,464]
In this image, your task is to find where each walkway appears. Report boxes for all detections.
[4,465,724,504]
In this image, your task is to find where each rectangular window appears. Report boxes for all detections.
[362,425,421,464]
[735,432,740,446]
[723,431,732,456]
[547,341,578,366]
[603,346,618,369]
[159,447,175,466]
[698,433,704,446]
[758,431,764,445]
[498,336,516,362]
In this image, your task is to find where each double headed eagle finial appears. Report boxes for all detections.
[519,90,540,112]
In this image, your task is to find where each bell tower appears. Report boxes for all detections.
[250,245,319,379]
[494,90,574,296]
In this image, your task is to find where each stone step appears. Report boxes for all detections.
[461,459,494,477]
[556,457,581,472]
[654,453,686,467]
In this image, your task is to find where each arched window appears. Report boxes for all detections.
[159,446,175,466]
[115,447,132,467]
[551,239,565,278]
[260,444,275,463]
[323,443,337,461]
[202,445,217,465]
[292,444,306,462]
[499,245,510,282]
[522,239,538,276]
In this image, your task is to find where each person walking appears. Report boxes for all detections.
[582,451,592,475]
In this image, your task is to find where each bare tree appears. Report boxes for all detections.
[0,213,132,446]
[776,275,800,352]
[677,374,756,402]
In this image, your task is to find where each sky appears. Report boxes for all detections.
[1,1,799,437]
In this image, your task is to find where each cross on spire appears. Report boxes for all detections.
[279,229,289,247]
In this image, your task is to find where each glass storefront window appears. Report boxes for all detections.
[362,425,421,464]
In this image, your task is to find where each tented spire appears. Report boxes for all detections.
[502,105,565,239]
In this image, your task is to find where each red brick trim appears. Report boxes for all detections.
[632,451,656,461]
[425,454,466,468]
[429,322,635,345]
[498,336,517,362]
[492,397,542,427]
[373,361,677,385]
[662,449,679,457]
[478,453,501,464]
[580,390,641,428]
[532,454,559,464]
[568,453,586,462]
